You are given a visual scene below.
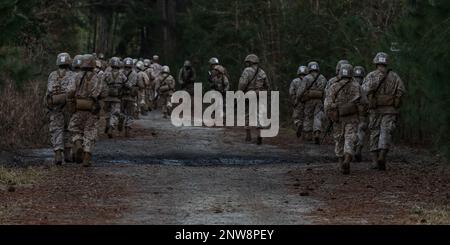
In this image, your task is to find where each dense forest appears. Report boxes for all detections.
[0,0,449,159]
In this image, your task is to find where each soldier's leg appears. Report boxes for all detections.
[82,113,100,167]
[124,100,134,137]
[369,113,382,169]
[333,122,345,158]
[161,95,168,118]
[109,102,121,137]
[355,116,368,162]
[378,114,397,170]
[69,112,85,164]
[341,122,358,175]
[303,102,314,141]
[313,102,324,144]
[49,111,64,165]
[104,102,111,134]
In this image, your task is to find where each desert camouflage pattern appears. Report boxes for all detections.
[46,69,74,151]
[238,65,270,129]
[136,70,150,113]
[289,77,305,129]
[354,76,369,148]
[68,71,103,153]
[155,73,176,117]
[324,78,361,157]
[209,70,230,95]
[362,69,405,152]
[121,68,139,127]
[297,73,327,133]
[103,69,127,130]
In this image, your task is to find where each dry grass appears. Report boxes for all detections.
[0,80,49,150]
[0,166,41,186]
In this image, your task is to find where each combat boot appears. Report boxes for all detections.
[82,152,92,167]
[104,125,110,135]
[313,131,321,145]
[341,153,352,175]
[355,145,363,163]
[370,151,379,170]
[54,150,63,166]
[73,140,83,164]
[377,149,388,171]
[64,147,73,163]
[108,130,113,139]
[245,129,252,142]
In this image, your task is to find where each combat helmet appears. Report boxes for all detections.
[335,60,349,75]
[123,58,133,68]
[308,61,320,72]
[373,52,389,65]
[245,54,259,64]
[184,60,192,67]
[72,55,83,69]
[339,64,354,78]
[110,57,121,68]
[81,54,96,70]
[297,65,308,75]
[353,66,366,78]
[214,65,226,74]
[136,61,145,71]
[162,66,170,74]
[56,53,71,66]
[144,59,151,68]
[209,57,220,66]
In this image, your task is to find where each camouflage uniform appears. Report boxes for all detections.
[353,66,368,162]
[238,54,271,145]
[136,61,150,115]
[289,66,308,136]
[324,64,361,174]
[155,66,176,118]
[362,53,405,170]
[297,62,327,143]
[46,66,74,158]
[178,61,197,95]
[148,58,163,110]
[121,65,139,131]
[103,64,127,136]
[67,54,103,166]
[210,65,230,96]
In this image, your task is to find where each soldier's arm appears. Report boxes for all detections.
[178,69,184,85]
[224,75,230,91]
[395,74,406,98]
[238,70,249,91]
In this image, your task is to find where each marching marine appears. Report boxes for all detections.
[238,54,271,145]
[155,66,176,119]
[297,61,327,144]
[353,66,368,162]
[67,54,104,167]
[289,65,308,138]
[121,58,139,136]
[46,53,74,165]
[178,60,197,95]
[324,64,362,174]
[103,57,127,138]
[362,52,406,171]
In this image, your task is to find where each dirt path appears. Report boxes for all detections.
[0,111,449,224]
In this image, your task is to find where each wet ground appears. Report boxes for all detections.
[0,111,449,224]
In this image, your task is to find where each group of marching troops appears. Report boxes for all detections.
[45,53,175,167]
[289,52,405,174]
[46,50,405,175]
